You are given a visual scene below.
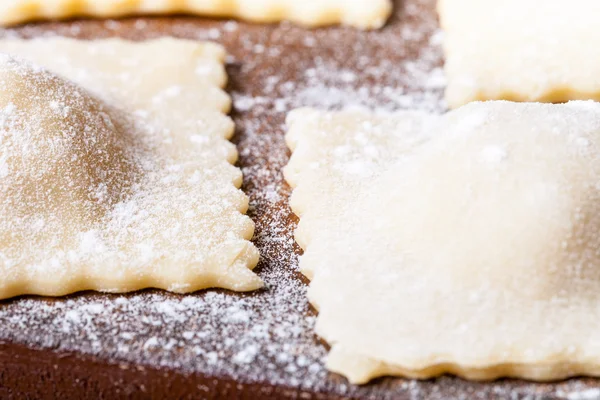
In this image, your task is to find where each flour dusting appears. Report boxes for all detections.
[0,0,588,399]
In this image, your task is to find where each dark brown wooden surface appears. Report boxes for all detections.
[0,1,599,398]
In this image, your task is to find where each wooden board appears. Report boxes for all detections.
[0,0,598,398]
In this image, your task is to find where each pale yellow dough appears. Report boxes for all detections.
[0,38,262,300]
[0,0,392,29]
[285,101,600,383]
[439,0,600,108]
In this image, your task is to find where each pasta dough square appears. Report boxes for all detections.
[0,0,392,29]
[0,38,262,300]
[285,102,600,384]
[439,0,600,108]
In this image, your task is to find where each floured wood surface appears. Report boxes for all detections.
[0,0,597,398]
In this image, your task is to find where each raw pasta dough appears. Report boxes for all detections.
[0,38,262,300]
[439,0,600,108]
[285,101,600,383]
[0,0,392,29]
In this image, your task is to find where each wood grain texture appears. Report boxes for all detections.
[0,1,597,398]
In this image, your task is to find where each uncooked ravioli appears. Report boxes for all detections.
[0,38,262,300]
[439,0,600,107]
[0,0,392,29]
[285,101,600,383]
